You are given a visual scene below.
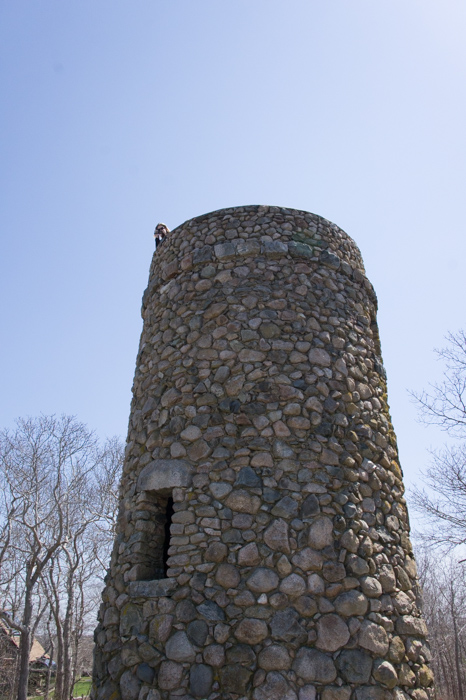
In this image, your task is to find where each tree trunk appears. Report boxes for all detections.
[452,603,464,700]
[63,604,72,700]
[71,578,86,697]
[44,642,54,700]
[54,617,65,700]
[44,615,55,700]
[17,589,32,700]
[71,627,79,699]
[62,566,76,700]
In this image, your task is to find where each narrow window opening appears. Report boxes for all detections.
[162,496,174,577]
[135,491,174,581]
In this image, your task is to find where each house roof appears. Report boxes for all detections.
[0,620,48,662]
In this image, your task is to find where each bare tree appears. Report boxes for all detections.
[0,416,106,700]
[36,435,122,700]
[417,547,466,699]
[41,466,120,700]
[88,436,123,568]
[410,444,466,548]
[411,331,466,548]
[414,329,466,437]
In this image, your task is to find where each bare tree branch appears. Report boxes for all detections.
[0,415,122,700]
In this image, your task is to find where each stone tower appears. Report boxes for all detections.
[93,206,434,700]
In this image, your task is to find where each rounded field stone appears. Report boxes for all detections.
[203,643,226,667]
[355,687,393,700]
[258,645,292,671]
[197,600,225,621]
[234,618,269,644]
[247,567,279,593]
[272,496,299,519]
[373,659,398,688]
[360,575,383,598]
[388,636,406,663]
[149,614,173,644]
[307,573,325,594]
[279,573,306,597]
[340,529,359,553]
[226,489,261,514]
[293,595,318,617]
[226,643,256,667]
[119,670,140,700]
[165,631,195,662]
[271,608,307,644]
[308,517,333,549]
[301,494,320,519]
[322,688,351,700]
[334,590,368,616]
[180,425,202,441]
[210,482,233,499]
[358,620,389,655]
[418,664,434,686]
[292,648,337,683]
[215,563,241,588]
[291,547,323,571]
[316,614,350,652]
[108,654,123,680]
[214,622,230,644]
[236,466,262,487]
[277,554,293,576]
[175,600,196,622]
[187,439,211,461]
[205,541,228,562]
[158,661,183,690]
[119,604,143,637]
[308,348,331,367]
[238,542,261,566]
[394,590,413,614]
[219,664,252,694]
[264,518,291,553]
[410,690,429,700]
[260,322,281,339]
[346,554,370,576]
[395,615,428,636]
[378,564,397,592]
[336,649,372,684]
[190,663,213,698]
[187,619,208,646]
[253,671,297,700]
[299,686,317,700]
[136,663,155,684]
[322,561,346,582]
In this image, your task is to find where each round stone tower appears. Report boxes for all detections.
[93,206,434,700]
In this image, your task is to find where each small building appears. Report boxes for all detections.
[0,619,50,696]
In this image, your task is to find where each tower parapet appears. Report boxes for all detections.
[93,206,433,700]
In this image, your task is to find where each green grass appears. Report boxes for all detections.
[27,676,92,699]
[73,677,92,697]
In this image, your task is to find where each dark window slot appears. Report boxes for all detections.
[162,496,174,578]
[135,492,174,581]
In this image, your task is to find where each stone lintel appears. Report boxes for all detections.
[128,578,177,598]
[136,458,193,493]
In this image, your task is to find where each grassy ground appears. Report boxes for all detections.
[28,676,92,699]
[72,677,92,697]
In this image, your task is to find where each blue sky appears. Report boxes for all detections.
[1,0,466,502]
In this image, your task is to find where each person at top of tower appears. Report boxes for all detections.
[154,223,170,250]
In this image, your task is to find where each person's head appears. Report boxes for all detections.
[155,223,169,238]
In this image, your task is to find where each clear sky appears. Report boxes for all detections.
[1,0,465,505]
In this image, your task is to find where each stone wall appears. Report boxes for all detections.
[93,205,434,700]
